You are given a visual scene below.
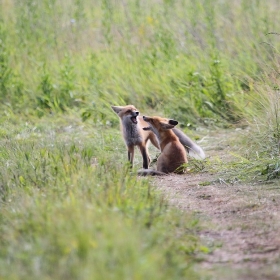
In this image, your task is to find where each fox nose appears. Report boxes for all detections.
[135,111,139,116]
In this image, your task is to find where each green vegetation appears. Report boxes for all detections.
[1,0,279,124]
[1,0,280,278]
[0,116,201,279]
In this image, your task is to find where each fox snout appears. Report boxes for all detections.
[142,116,152,131]
[130,111,139,124]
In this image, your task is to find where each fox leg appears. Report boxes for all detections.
[149,133,160,150]
[146,133,159,165]
[127,145,135,168]
[138,144,149,169]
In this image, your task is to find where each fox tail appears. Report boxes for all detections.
[172,128,206,160]
[137,169,167,176]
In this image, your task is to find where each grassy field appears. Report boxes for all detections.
[0,116,202,279]
[1,0,280,279]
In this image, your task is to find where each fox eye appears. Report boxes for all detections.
[126,110,132,113]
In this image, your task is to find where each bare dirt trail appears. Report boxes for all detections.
[153,129,280,280]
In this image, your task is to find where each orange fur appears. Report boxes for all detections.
[142,116,188,174]
[112,104,205,170]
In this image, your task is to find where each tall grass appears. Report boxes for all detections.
[1,0,280,278]
[0,116,201,279]
[1,0,280,125]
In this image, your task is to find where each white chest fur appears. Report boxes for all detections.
[122,119,142,146]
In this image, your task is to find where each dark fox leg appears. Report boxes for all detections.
[127,145,135,168]
[138,144,149,169]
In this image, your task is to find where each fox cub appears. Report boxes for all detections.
[111,105,205,169]
[138,115,188,175]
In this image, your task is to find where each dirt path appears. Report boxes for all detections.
[153,129,280,280]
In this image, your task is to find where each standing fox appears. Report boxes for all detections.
[139,115,188,175]
[112,105,205,169]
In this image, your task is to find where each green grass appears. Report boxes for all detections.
[0,116,201,279]
[1,0,280,124]
[1,0,280,278]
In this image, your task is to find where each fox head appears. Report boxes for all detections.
[142,116,178,137]
[111,105,139,124]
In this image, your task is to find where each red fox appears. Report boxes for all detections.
[139,115,188,175]
[111,105,205,169]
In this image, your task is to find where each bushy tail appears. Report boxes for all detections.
[137,169,166,176]
[172,128,206,160]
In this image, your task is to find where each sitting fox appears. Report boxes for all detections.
[111,105,205,169]
[138,115,188,175]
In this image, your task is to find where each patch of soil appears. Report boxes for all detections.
[153,129,280,280]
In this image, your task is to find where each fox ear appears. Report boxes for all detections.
[143,127,151,131]
[169,119,178,126]
[111,106,123,114]
[160,123,175,130]
[161,119,178,129]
